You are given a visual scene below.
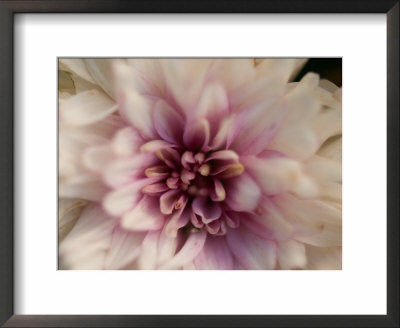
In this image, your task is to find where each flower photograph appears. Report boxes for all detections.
[58,58,342,270]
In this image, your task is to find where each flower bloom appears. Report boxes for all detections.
[58,58,342,270]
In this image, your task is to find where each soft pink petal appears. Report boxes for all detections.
[103,153,156,188]
[210,179,226,202]
[111,126,143,157]
[192,83,229,122]
[183,119,210,152]
[121,196,165,231]
[159,230,207,269]
[153,99,184,144]
[104,229,146,269]
[225,172,261,212]
[102,178,159,216]
[243,198,294,241]
[230,97,286,156]
[194,236,234,269]
[192,196,222,224]
[82,144,113,172]
[159,189,182,215]
[226,227,277,270]
[165,204,191,238]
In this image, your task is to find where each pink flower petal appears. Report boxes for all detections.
[141,182,169,196]
[191,82,229,121]
[103,177,159,216]
[111,126,143,157]
[225,172,261,212]
[104,229,146,269]
[103,153,157,188]
[192,196,222,224]
[230,97,286,156]
[210,179,226,202]
[159,230,207,269]
[153,99,184,144]
[194,236,234,269]
[83,144,113,172]
[121,196,165,231]
[183,119,210,152]
[226,227,277,270]
[159,189,182,215]
[165,203,191,238]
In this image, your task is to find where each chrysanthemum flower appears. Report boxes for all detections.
[58,58,342,270]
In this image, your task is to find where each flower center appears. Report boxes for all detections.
[140,145,244,235]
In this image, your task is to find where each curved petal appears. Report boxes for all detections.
[226,227,277,270]
[59,89,117,126]
[230,97,286,156]
[277,240,307,269]
[306,245,342,270]
[225,172,261,212]
[59,204,116,269]
[103,153,156,188]
[153,99,184,144]
[194,236,234,269]
[102,177,159,216]
[243,156,318,199]
[104,229,146,269]
[58,198,88,242]
[192,196,222,224]
[60,59,96,84]
[84,59,115,98]
[159,230,207,270]
[59,173,108,202]
[111,126,143,157]
[192,83,229,121]
[183,119,210,152]
[121,196,165,231]
[118,90,157,140]
[274,194,342,247]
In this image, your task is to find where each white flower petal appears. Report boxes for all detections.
[275,194,342,247]
[277,240,307,269]
[104,229,146,269]
[59,204,116,270]
[60,89,117,126]
[121,196,165,231]
[159,231,207,270]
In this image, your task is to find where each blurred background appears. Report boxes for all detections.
[294,58,342,87]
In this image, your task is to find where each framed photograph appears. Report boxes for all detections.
[0,1,398,327]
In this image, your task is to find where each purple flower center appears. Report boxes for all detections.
[141,146,244,235]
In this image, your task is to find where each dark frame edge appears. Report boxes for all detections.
[0,0,14,327]
[386,2,400,327]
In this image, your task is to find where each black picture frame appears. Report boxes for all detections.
[0,1,398,327]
